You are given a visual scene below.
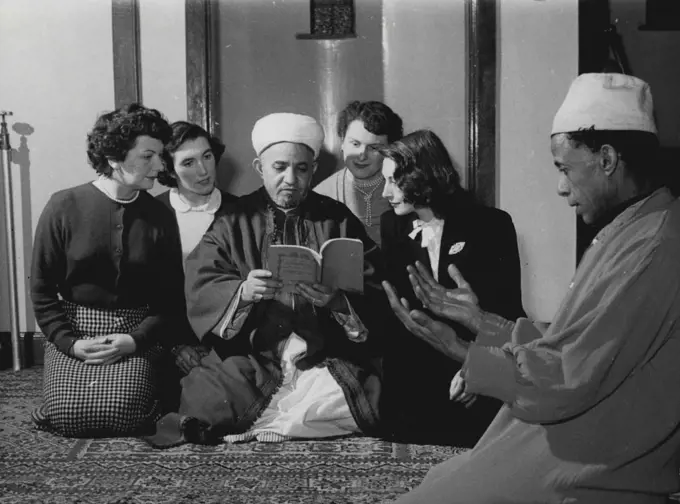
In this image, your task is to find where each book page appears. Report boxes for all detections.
[319,238,364,293]
[267,245,321,290]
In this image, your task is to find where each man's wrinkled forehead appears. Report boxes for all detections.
[258,141,315,165]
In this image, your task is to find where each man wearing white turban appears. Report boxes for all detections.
[145,113,386,447]
[385,73,680,503]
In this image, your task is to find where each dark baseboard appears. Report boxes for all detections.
[0,332,45,370]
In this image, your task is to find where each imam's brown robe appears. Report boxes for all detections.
[152,188,387,445]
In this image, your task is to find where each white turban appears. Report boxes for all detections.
[251,113,325,158]
[551,73,657,135]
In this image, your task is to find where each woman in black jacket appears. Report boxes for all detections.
[378,129,526,447]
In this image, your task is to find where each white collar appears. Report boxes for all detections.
[409,217,445,248]
[169,187,222,214]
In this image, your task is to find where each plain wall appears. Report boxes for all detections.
[498,0,579,322]
[0,0,115,331]
[383,0,468,183]
[139,0,188,197]
[139,0,188,125]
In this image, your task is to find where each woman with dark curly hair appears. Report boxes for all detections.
[30,103,191,438]
[378,129,526,447]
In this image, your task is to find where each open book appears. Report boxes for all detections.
[267,238,364,293]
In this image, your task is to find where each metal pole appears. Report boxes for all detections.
[0,110,22,371]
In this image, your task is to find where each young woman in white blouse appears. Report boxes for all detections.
[156,121,238,263]
[156,121,238,377]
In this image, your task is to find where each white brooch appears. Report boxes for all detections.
[448,242,466,255]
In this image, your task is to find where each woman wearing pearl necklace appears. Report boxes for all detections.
[314,100,403,247]
[30,104,191,437]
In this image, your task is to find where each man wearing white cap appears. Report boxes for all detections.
[386,73,680,503]
[145,112,386,447]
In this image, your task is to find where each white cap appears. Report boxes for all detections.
[251,113,325,158]
[551,73,657,135]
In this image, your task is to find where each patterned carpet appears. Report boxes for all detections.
[0,367,467,504]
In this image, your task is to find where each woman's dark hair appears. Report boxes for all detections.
[156,121,226,188]
[86,103,171,177]
[562,127,662,188]
[337,101,404,143]
[378,129,468,218]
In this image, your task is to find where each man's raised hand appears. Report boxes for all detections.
[407,262,482,334]
[383,280,468,362]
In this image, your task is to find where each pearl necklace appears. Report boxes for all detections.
[94,180,140,205]
[342,169,384,226]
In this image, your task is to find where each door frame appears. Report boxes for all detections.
[112,0,142,107]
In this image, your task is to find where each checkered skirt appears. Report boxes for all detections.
[32,300,163,438]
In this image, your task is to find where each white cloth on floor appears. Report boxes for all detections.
[224,333,358,443]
